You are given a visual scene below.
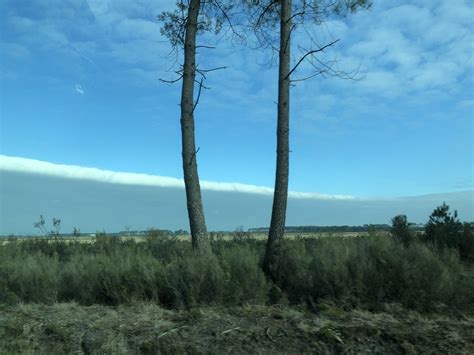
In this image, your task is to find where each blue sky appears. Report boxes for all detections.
[0,0,473,231]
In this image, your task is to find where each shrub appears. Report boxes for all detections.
[0,236,472,313]
[390,214,412,247]
[58,253,164,305]
[422,203,474,261]
[459,223,474,262]
[218,246,269,305]
[161,252,225,309]
[0,252,59,304]
[273,235,473,312]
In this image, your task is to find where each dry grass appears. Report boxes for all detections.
[1,302,473,354]
[1,231,386,245]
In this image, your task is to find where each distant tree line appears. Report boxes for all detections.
[249,224,422,234]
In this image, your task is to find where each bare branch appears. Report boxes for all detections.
[194,78,210,89]
[196,45,217,49]
[192,77,204,114]
[213,0,242,39]
[189,147,201,166]
[159,75,183,84]
[255,1,279,28]
[285,39,340,80]
[290,69,325,83]
[198,66,228,73]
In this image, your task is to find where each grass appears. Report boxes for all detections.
[1,302,473,354]
[1,233,473,353]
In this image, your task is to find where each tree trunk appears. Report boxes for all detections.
[180,0,208,250]
[263,0,292,278]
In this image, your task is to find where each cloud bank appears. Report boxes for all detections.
[0,155,354,200]
[1,169,472,235]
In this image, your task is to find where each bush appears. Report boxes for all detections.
[272,235,473,312]
[0,236,472,313]
[0,251,59,304]
[459,223,474,262]
[161,252,226,309]
[424,203,463,248]
[422,203,474,261]
[58,253,164,306]
[391,215,412,247]
[218,246,269,305]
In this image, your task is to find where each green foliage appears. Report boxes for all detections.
[218,246,269,305]
[59,253,164,306]
[424,203,462,247]
[459,222,474,262]
[158,1,234,48]
[272,236,473,312]
[0,235,472,313]
[0,251,59,304]
[391,214,412,247]
[422,203,474,261]
[161,252,226,309]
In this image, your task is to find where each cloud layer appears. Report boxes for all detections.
[1,169,472,235]
[0,155,355,200]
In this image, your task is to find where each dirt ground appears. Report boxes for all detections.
[1,302,473,354]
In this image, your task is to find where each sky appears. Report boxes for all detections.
[0,0,473,234]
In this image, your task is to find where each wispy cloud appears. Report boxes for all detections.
[0,155,355,201]
[75,84,84,94]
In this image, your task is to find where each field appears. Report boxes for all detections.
[1,231,384,245]
[1,233,473,353]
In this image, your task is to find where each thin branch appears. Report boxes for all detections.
[290,69,325,83]
[309,56,362,80]
[159,75,183,84]
[192,77,204,114]
[288,11,306,23]
[198,66,228,73]
[196,45,216,49]
[189,147,200,166]
[194,78,210,89]
[285,39,340,80]
[195,65,226,81]
[255,1,279,28]
[213,0,242,39]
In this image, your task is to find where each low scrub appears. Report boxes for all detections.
[273,236,473,312]
[0,235,472,314]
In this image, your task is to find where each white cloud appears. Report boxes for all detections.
[3,0,472,130]
[75,84,84,94]
[0,155,355,201]
[297,0,472,104]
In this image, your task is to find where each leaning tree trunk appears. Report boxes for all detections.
[180,0,208,250]
[262,0,292,278]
